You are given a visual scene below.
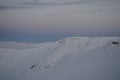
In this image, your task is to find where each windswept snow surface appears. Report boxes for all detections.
[0,37,120,80]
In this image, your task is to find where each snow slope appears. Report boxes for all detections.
[0,37,120,80]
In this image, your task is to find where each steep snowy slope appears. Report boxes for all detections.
[0,37,120,80]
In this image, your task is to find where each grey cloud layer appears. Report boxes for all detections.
[0,0,112,9]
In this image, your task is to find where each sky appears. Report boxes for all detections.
[0,0,120,43]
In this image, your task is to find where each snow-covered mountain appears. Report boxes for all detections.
[0,37,120,80]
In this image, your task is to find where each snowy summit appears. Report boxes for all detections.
[0,37,120,80]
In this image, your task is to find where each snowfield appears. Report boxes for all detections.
[0,37,120,80]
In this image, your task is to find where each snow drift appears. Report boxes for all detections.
[0,37,120,80]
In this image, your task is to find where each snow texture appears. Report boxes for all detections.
[0,37,120,80]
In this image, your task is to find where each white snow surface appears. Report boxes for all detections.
[0,37,120,80]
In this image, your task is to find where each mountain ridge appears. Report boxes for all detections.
[0,37,120,80]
